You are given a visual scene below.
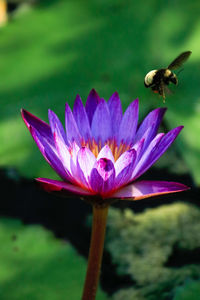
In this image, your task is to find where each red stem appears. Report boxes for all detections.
[82,205,109,300]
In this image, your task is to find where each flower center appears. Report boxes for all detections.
[81,138,131,161]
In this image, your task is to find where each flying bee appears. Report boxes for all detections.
[144,51,192,102]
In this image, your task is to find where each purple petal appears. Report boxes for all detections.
[134,126,151,157]
[73,95,92,141]
[53,125,75,181]
[97,145,115,164]
[135,107,167,150]
[76,147,96,188]
[70,142,80,165]
[131,137,145,163]
[111,180,189,200]
[114,149,136,188]
[108,92,123,136]
[131,133,164,179]
[30,126,69,181]
[48,109,68,145]
[133,126,183,180]
[91,99,112,144]
[85,89,101,125]
[36,178,95,196]
[115,149,136,176]
[118,99,139,146]
[68,142,80,182]
[21,109,54,146]
[65,103,81,145]
[90,158,115,195]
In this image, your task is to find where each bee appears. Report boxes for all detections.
[144,51,192,102]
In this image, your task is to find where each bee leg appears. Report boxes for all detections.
[159,80,166,103]
[162,94,166,103]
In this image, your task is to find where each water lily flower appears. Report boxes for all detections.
[21,89,188,203]
[21,89,189,300]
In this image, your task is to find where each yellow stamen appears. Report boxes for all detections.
[81,138,131,161]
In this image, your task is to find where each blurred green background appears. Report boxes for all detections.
[0,0,200,299]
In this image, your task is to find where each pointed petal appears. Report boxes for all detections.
[97,145,115,164]
[133,126,183,180]
[76,147,96,188]
[85,89,101,125]
[53,124,74,180]
[118,99,139,145]
[48,109,68,145]
[111,180,189,200]
[135,107,167,148]
[115,149,136,188]
[30,126,69,181]
[68,142,80,182]
[73,95,92,141]
[108,92,123,136]
[65,103,81,145]
[134,126,151,157]
[131,137,145,163]
[21,109,53,146]
[36,178,94,196]
[131,133,164,179]
[90,158,115,195]
[91,99,112,144]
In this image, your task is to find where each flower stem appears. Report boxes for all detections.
[82,204,109,300]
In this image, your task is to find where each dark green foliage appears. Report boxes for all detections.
[173,280,200,300]
[106,203,200,300]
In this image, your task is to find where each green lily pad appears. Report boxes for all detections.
[0,218,108,300]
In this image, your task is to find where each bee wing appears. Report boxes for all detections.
[167,51,192,70]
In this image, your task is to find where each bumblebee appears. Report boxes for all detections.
[144,51,192,102]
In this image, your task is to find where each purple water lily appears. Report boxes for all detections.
[21,89,189,202]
